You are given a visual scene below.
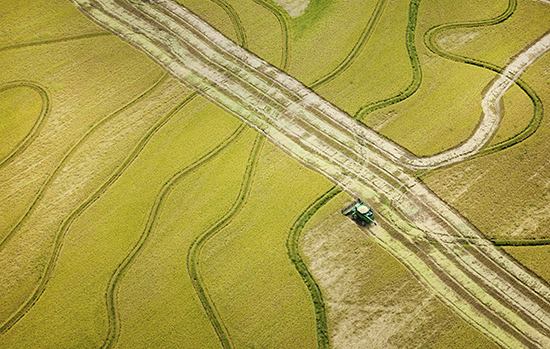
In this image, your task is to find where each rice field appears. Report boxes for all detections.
[2,0,550,347]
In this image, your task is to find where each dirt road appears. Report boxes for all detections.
[67,0,550,347]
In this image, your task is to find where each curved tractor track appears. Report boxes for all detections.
[70,0,550,347]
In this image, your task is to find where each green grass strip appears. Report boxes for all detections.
[355,0,421,121]
[251,0,291,70]
[0,81,50,169]
[187,134,264,349]
[101,113,249,349]
[287,185,342,349]
[0,32,112,53]
[210,0,248,48]
[423,0,544,156]
[0,87,192,336]
[491,239,550,247]
[0,72,168,252]
[309,0,389,89]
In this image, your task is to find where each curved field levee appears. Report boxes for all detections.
[309,0,389,89]
[0,33,164,240]
[423,0,545,157]
[209,0,247,48]
[286,185,342,349]
[0,32,112,54]
[250,0,290,70]
[0,96,247,348]
[0,81,49,169]
[354,0,422,121]
[0,87,193,336]
[101,122,248,349]
[0,73,167,250]
[187,134,263,349]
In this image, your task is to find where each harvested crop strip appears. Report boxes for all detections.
[287,185,342,349]
[101,119,247,349]
[187,134,263,349]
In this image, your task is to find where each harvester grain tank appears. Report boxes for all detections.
[341,199,376,226]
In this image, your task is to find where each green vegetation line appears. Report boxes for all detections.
[0,72,168,252]
[491,239,550,247]
[0,86,190,336]
[287,185,342,349]
[0,81,49,169]
[309,0,389,89]
[187,134,264,349]
[100,106,248,349]
[251,0,291,70]
[0,32,112,53]
[210,0,248,48]
[423,0,544,156]
[355,0,422,121]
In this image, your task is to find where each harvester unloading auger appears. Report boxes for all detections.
[342,199,377,226]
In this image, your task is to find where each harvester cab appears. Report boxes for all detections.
[341,199,376,226]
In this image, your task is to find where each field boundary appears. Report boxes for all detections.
[0,88,192,336]
[100,105,248,349]
[354,0,421,120]
[287,185,342,349]
[187,134,263,349]
[0,81,50,169]
[0,73,168,251]
[309,0,389,89]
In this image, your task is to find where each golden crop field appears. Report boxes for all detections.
[2,0,550,347]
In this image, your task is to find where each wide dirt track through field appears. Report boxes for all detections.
[67,0,550,347]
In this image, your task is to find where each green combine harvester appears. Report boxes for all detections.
[341,199,376,226]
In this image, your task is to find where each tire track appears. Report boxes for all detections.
[186,134,263,349]
[0,81,49,169]
[250,0,290,70]
[423,0,544,157]
[0,73,167,251]
[0,89,195,336]
[101,121,248,349]
[0,32,112,53]
[309,0,389,89]
[286,185,341,349]
[354,0,421,121]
